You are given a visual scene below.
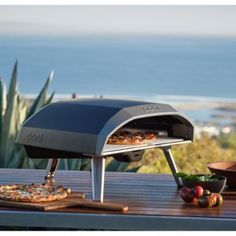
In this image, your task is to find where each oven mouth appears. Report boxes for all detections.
[101,114,193,156]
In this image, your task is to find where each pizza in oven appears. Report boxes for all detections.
[107,130,157,145]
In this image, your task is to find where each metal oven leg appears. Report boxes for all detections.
[91,156,105,202]
[161,147,182,187]
[45,158,60,184]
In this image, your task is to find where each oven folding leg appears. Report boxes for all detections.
[91,156,105,202]
[44,158,60,184]
[162,147,182,187]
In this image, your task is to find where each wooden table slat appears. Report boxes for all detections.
[0,168,235,230]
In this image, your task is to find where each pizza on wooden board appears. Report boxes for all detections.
[107,130,158,145]
[0,183,71,203]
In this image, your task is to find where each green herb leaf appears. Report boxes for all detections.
[176,172,219,182]
[176,172,188,178]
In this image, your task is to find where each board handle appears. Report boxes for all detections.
[75,200,128,212]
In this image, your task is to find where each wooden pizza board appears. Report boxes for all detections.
[0,192,85,211]
[0,192,128,212]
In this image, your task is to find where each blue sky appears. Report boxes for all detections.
[0,6,236,37]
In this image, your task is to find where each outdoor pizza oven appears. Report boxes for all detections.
[16,99,194,202]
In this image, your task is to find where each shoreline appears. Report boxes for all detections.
[24,93,236,112]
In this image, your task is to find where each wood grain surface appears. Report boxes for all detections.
[0,192,85,211]
[0,192,128,212]
[0,169,235,218]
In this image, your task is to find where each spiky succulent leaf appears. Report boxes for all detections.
[81,159,91,171]
[44,91,55,106]
[67,159,81,170]
[15,93,28,131]
[116,162,130,172]
[0,62,19,167]
[7,148,26,169]
[58,159,69,170]
[26,158,36,169]
[0,78,7,144]
[6,61,18,104]
[31,159,48,169]
[126,165,142,172]
[105,159,122,172]
[26,71,54,119]
[0,62,54,169]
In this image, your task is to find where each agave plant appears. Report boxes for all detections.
[0,61,55,169]
[0,62,90,171]
[0,61,139,173]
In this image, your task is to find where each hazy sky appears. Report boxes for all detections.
[0,6,236,37]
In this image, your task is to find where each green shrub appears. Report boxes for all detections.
[215,132,236,149]
[136,135,236,174]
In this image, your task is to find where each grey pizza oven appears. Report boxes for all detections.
[16,99,194,202]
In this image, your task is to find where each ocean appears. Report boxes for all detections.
[0,36,236,99]
[1,36,236,124]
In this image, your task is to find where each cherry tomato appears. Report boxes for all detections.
[180,187,195,203]
[210,193,218,206]
[213,193,223,206]
[193,186,204,198]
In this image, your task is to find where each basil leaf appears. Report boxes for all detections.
[176,172,188,178]
[176,172,219,182]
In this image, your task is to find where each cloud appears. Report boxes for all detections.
[0,6,236,37]
[0,19,47,36]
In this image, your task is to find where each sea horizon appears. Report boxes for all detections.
[1,36,236,99]
[24,93,236,103]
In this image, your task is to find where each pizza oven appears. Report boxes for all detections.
[16,99,194,202]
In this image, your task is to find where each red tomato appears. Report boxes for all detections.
[213,193,224,206]
[193,186,204,198]
[211,193,218,206]
[192,197,199,205]
[180,187,195,203]
[198,195,215,208]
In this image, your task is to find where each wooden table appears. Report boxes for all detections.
[0,168,236,230]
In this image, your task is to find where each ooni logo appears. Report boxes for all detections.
[27,133,43,143]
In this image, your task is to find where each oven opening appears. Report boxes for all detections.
[102,115,193,157]
[111,115,192,140]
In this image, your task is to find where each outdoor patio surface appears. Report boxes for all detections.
[0,168,236,230]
